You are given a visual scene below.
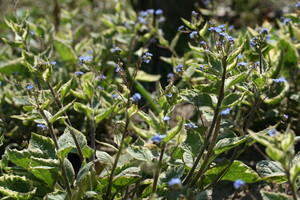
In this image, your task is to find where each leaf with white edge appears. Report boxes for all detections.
[222,93,243,108]
[49,101,73,124]
[114,167,141,187]
[256,160,287,183]
[214,136,248,155]
[163,118,184,143]
[181,18,196,30]
[54,37,77,62]
[95,107,114,124]
[180,90,213,107]
[130,122,154,139]
[64,158,75,185]
[74,102,93,119]
[30,166,58,187]
[44,191,67,200]
[0,175,36,199]
[127,146,153,161]
[205,160,260,183]
[261,191,291,200]
[135,70,161,82]
[28,133,56,159]
[6,149,31,168]
[59,79,73,102]
[225,72,248,90]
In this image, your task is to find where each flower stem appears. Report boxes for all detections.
[152,145,166,194]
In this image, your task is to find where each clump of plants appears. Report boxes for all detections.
[0,0,299,199]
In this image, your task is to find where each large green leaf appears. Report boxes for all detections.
[214,136,248,155]
[53,37,77,62]
[44,191,67,200]
[261,191,291,200]
[256,160,287,183]
[180,90,213,107]
[127,146,153,161]
[0,175,36,199]
[163,118,184,143]
[28,133,56,159]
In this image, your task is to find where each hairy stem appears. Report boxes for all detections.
[152,145,166,194]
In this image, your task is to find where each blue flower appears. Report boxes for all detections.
[283,114,288,119]
[26,84,34,91]
[37,124,47,130]
[192,11,197,16]
[178,25,184,31]
[162,116,171,121]
[220,108,231,116]
[283,18,291,25]
[155,9,163,15]
[111,46,121,53]
[226,36,234,43]
[166,93,172,98]
[74,71,84,76]
[168,178,181,186]
[175,64,183,73]
[250,37,257,47]
[260,28,268,34]
[79,55,93,62]
[112,94,119,99]
[296,2,300,7]
[199,65,204,71]
[184,122,198,129]
[142,52,153,64]
[132,93,142,102]
[272,77,286,83]
[30,31,35,35]
[167,73,174,80]
[88,50,93,54]
[200,41,207,46]
[189,31,197,39]
[97,75,107,80]
[268,129,277,136]
[51,61,56,65]
[150,134,166,143]
[233,179,245,189]
[238,62,248,66]
[219,32,228,37]
[238,53,243,59]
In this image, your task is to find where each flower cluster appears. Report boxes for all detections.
[150,134,166,143]
[132,93,142,102]
[138,9,164,25]
[184,122,198,129]
[142,52,153,64]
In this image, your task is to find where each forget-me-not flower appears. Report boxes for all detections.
[220,108,231,116]
[150,134,166,143]
[132,93,142,102]
[272,77,286,83]
[168,178,181,186]
[233,179,245,189]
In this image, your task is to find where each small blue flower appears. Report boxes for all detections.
[226,36,234,43]
[111,46,121,53]
[268,129,277,136]
[219,32,228,37]
[79,55,93,62]
[175,64,183,73]
[74,71,84,76]
[26,84,34,91]
[238,62,248,66]
[88,50,93,54]
[112,94,119,99]
[30,31,35,35]
[199,65,205,71]
[138,17,148,24]
[162,116,171,121]
[265,35,270,41]
[228,25,235,30]
[189,31,197,39]
[220,108,231,116]
[142,52,153,64]
[233,179,245,189]
[167,73,174,80]
[97,75,107,80]
[238,53,243,59]
[184,122,198,129]
[296,2,300,7]
[166,93,172,98]
[250,37,257,47]
[150,135,166,143]
[132,93,142,102]
[272,77,286,83]
[192,11,197,16]
[168,178,181,186]
[283,114,288,119]
[140,11,149,17]
[178,25,184,31]
[200,41,207,46]
[155,9,163,15]
[260,28,268,34]
[37,124,47,130]
[51,61,56,65]
[283,18,291,25]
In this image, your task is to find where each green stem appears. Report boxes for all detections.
[287,170,298,200]
[152,145,166,194]
[183,55,227,185]
[46,81,85,162]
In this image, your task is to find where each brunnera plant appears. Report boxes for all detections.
[0,0,299,199]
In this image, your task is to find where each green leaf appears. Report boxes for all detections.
[225,72,248,90]
[28,133,56,159]
[95,107,114,124]
[181,18,196,30]
[135,70,161,82]
[59,79,73,102]
[183,127,206,156]
[6,149,31,168]
[0,58,23,75]
[129,122,154,139]
[127,146,153,161]
[53,37,77,62]
[163,118,184,143]
[256,160,287,183]
[199,21,209,37]
[49,101,73,124]
[64,158,75,185]
[0,175,36,199]
[260,191,291,200]
[214,136,248,155]
[180,90,213,107]
[30,166,58,187]
[205,160,259,183]
[222,93,243,108]
[73,102,93,119]
[44,191,67,200]
[114,167,140,187]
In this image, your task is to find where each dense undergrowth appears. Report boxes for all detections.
[0,0,300,199]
